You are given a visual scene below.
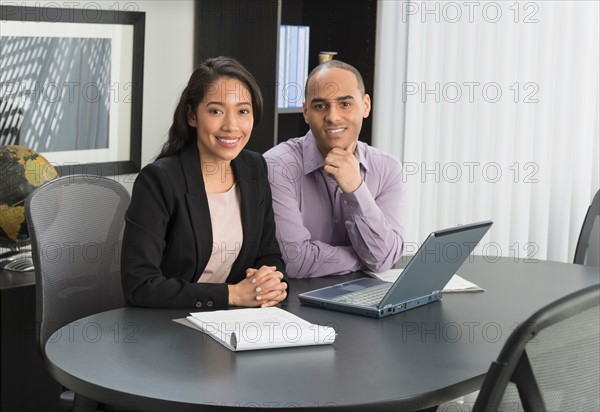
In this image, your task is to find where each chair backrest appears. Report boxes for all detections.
[25,175,130,357]
[474,284,600,412]
[574,189,600,266]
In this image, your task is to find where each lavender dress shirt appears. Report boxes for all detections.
[264,131,406,278]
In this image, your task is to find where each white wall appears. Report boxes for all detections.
[133,0,195,166]
[1,0,196,192]
[119,0,196,192]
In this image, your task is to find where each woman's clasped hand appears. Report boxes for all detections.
[228,266,288,308]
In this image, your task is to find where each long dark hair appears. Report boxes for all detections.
[157,56,263,159]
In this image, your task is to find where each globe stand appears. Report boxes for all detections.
[0,244,34,272]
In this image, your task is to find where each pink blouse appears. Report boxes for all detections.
[198,182,243,283]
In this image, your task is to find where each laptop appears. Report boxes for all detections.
[298,220,493,318]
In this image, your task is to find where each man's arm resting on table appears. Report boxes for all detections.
[268,169,363,278]
[340,158,405,273]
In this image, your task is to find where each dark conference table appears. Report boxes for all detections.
[44,257,600,411]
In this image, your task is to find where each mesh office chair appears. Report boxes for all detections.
[471,284,600,412]
[25,175,130,411]
[574,189,600,266]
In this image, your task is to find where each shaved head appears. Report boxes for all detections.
[305,60,366,97]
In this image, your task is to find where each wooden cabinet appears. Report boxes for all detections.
[195,0,377,153]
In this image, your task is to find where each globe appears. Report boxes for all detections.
[0,145,58,247]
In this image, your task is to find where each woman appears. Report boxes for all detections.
[121,57,288,309]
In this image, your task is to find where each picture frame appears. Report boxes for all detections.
[0,4,144,176]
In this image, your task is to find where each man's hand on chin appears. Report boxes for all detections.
[323,140,362,193]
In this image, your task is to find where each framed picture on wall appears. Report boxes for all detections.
[0,4,144,176]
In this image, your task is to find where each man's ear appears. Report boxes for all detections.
[302,101,309,124]
[362,94,372,118]
[187,105,197,127]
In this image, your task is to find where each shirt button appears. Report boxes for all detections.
[206,301,214,308]
[334,219,339,224]
[195,301,203,308]
[343,200,348,205]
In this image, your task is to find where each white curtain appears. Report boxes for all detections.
[373,0,599,262]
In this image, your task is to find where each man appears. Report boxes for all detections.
[264,60,405,278]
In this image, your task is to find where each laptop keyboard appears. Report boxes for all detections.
[332,283,392,306]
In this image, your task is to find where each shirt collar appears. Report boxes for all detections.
[301,130,370,175]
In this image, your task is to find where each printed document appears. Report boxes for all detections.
[181,307,336,351]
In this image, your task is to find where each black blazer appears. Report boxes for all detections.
[121,143,286,309]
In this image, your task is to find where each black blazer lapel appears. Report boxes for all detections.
[227,153,259,282]
[180,144,212,281]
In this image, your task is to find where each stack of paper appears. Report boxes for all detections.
[180,307,336,351]
[369,269,485,293]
